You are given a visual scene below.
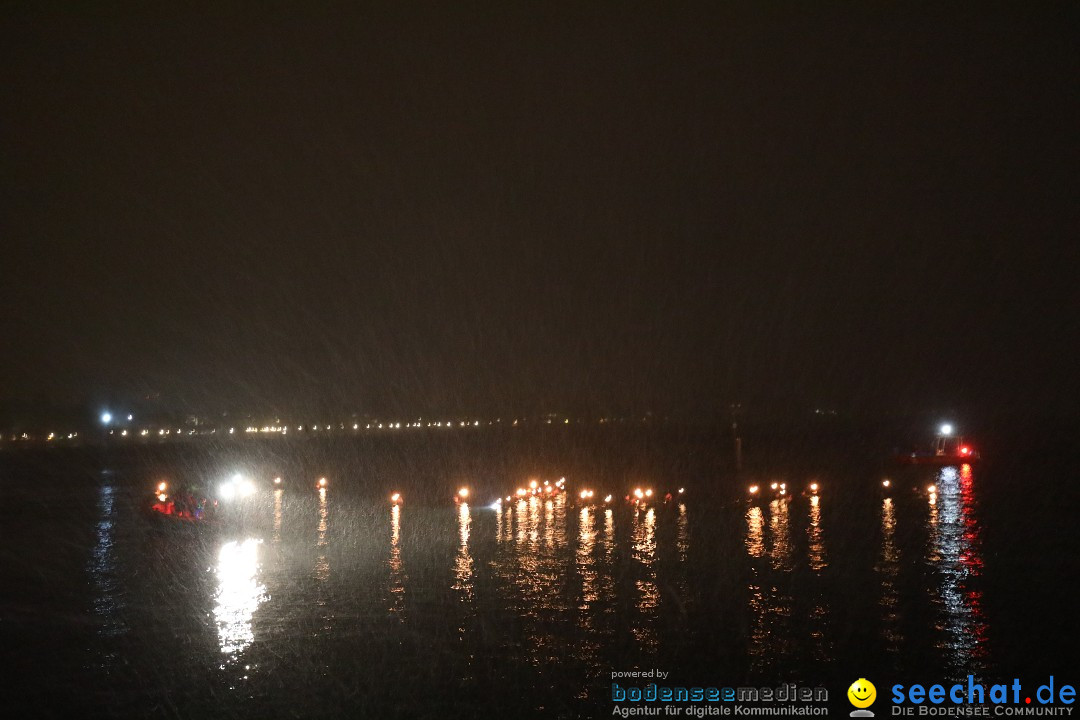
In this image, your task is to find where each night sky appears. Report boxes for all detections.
[2,3,1077,423]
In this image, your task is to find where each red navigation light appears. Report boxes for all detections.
[960,446,970,455]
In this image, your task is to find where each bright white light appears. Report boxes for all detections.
[219,483,235,500]
[882,479,891,488]
[604,495,613,503]
[214,538,265,655]
[100,412,112,424]
[458,487,469,498]
[749,485,759,494]
[940,423,953,436]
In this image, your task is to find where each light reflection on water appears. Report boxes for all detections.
[313,487,332,634]
[877,498,903,653]
[272,488,283,544]
[807,495,827,572]
[631,506,660,652]
[213,538,266,658]
[576,507,600,668]
[806,495,831,661]
[90,484,126,639]
[388,504,406,618]
[314,488,330,583]
[76,465,1006,707]
[746,495,832,672]
[452,502,473,601]
[926,464,988,680]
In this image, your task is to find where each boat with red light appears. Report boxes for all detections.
[892,423,980,466]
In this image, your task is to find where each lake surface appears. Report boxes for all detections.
[1,427,1076,717]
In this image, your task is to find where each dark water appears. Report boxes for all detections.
[1,427,1077,717]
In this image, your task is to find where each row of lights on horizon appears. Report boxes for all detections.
[17,413,638,442]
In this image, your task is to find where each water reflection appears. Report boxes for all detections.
[806,495,831,661]
[272,488,283,544]
[494,494,571,668]
[452,502,473,601]
[631,506,659,651]
[877,498,903,653]
[214,538,266,657]
[576,507,600,666]
[578,508,597,609]
[768,498,794,571]
[676,503,689,562]
[313,487,332,634]
[745,500,795,673]
[745,506,765,558]
[926,464,988,679]
[314,488,330,583]
[807,496,827,571]
[388,505,406,618]
[90,484,126,638]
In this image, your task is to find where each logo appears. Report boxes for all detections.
[848,678,877,717]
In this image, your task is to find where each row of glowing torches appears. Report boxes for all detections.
[746,479,940,501]
[154,474,691,509]
[746,481,819,498]
[158,473,939,508]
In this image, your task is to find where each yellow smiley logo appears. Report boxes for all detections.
[847,678,876,709]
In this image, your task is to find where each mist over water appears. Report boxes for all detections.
[1,425,1076,717]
